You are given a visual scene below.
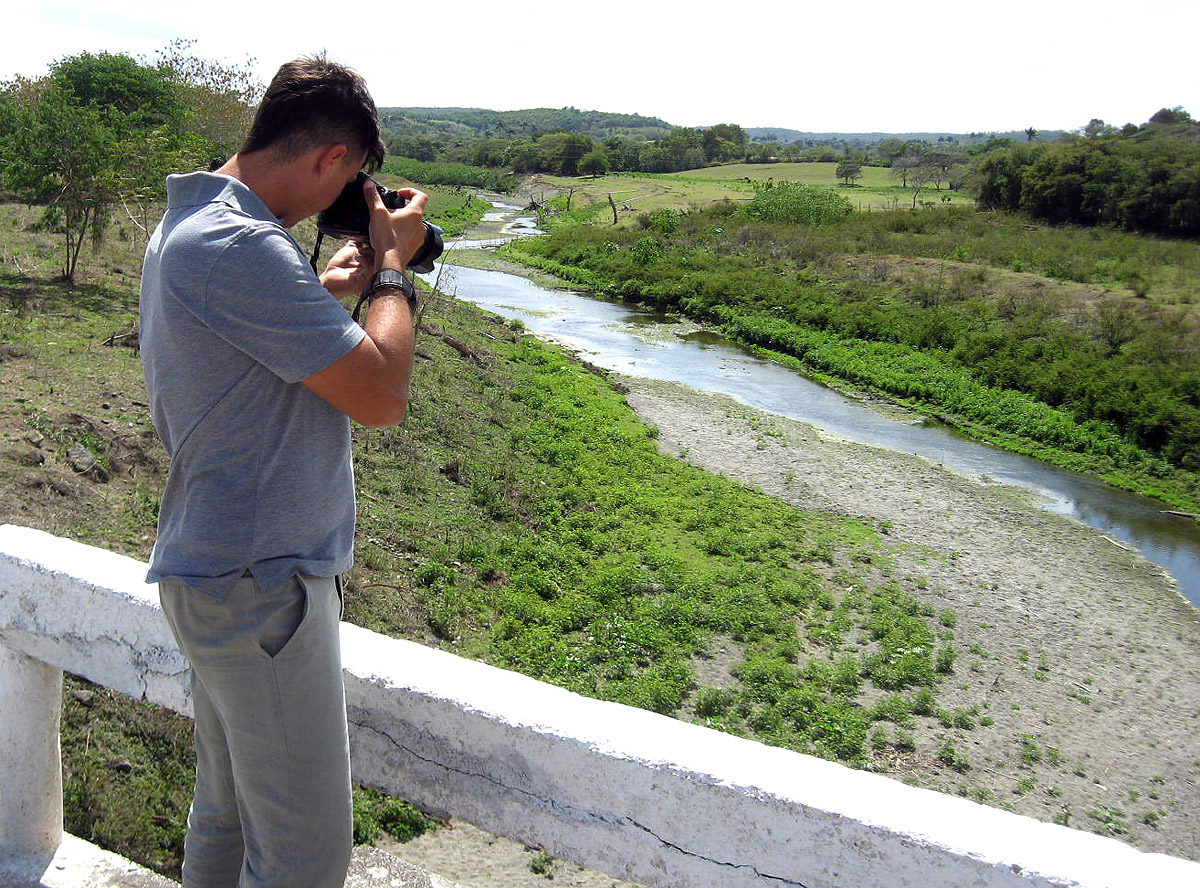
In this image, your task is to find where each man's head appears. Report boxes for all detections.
[241,56,386,174]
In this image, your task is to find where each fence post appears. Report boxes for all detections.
[0,642,64,861]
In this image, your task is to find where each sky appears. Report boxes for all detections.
[4,0,1198,136]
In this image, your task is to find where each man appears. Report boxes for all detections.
[139,57,426,888]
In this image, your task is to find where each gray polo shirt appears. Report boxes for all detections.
[140,171,366,598]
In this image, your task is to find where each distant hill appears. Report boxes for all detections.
[379,107,674,140]
[377,106,1078,153]
[746,127,1071,145]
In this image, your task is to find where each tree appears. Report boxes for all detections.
[1,89,119,282]
[924,151,963,190]
[147,39,261,161]
[503,140,542,173]
[875,138,907,165]
[470,138,512,167]
[388,134,437,161]
[51,51,184,127]
[578,148,610,178]
[602,136,642,172]
[1082,118,1117,138]
[745,141,780,163]
[974,129,1200,236]
[702,123,747,163]
[889,157,939,208]
[536,131,593,176]
[835,160,863,186]
[1148,106,1192,125]
[1024,127,1038,142]
[0,46,257,282]
[890,155,921,189]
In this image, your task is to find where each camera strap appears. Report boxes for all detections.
[308,231,326,275]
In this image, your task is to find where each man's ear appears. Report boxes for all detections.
[314,143,350,176]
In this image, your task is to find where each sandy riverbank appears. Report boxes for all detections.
[379,370,1198,886]
[618,375,1199,863]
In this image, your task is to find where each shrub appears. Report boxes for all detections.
[352,787,433,845]
[694,686,736,717]
[740,181,853,226]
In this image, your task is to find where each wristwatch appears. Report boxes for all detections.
[364,269,417,312]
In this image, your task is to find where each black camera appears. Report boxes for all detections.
[317,172,443,274]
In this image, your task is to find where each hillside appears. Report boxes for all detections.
[745,127,1072,145]
[378,107,1077,154]
[378,106,673,140]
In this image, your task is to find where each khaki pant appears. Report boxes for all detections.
[159,574,352,888]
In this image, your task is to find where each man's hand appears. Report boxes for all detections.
[320,240,375,298]
[303,180,426,428]
[367,182,428,272]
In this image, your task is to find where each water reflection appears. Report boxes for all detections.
[423,262,1200,608]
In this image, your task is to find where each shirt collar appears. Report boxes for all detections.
[165,171,282,225]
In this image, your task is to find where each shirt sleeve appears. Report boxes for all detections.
[200,223,366,384]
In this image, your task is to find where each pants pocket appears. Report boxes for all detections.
[257,575,308,658]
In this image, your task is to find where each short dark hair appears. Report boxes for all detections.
[241,56,386,172]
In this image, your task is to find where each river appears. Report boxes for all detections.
[421,201,1200,608]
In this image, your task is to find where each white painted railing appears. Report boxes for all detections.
[1,523,1197,888]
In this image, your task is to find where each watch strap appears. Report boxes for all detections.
[365,269,417,309]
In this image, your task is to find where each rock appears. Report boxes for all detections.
[67,443,98,473]
[17,449,45,467]
[67,443,110,482]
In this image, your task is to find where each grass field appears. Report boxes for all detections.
[527,160,971,226]
[676,161,973,211]
[525,171,753,221]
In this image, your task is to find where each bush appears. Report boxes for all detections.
[352,787,433,845]
[694,686,736,717]
[740,181,853,226]
[381,156,515,192]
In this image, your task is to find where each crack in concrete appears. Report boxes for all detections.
[350,715,620,826]
[623,816,815,887]
[350,714,816,888]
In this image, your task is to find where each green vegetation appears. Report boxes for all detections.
[0,193,966,875]
[676,161,975,211]
[0,44,258,283]
[978,109,1200,237]
[741,180,854,225]
[351,787,434,845]
[60,681,192,873]
[345,296,953,769]
[380,106,673,144]
[528,849,556,876]
[380,156,515,193]
[501,202,1200,510]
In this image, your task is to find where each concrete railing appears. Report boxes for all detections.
[1,523,1197,888]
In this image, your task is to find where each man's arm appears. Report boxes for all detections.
[303,183,428,428]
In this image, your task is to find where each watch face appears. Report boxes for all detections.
[374,270,406,286]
